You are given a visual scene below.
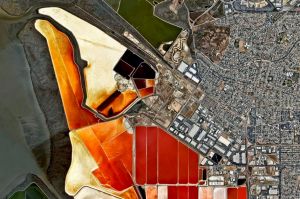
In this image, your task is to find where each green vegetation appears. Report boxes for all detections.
[9,192,25,199]
[283,79,293,87]
[118,0,181,48]
[105,0,120,11]
[9,184,48,199]
[286,79,293,87]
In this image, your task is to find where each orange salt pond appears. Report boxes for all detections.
[65,117,138,199]
[38,7,138,119]
[35,19,98,130]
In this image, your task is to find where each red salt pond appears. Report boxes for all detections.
[135,126,199,184]
[178,142,189,184]
[167,186,198,199]
[189,150,199,183]
[135,126,147,184]
[189,186,199,199]
[147,127,158,184]
[238,186,247,199]
[227,187,238,199]
[227,186,247,199]
[158,127,178,183]
[168,186,177,199]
